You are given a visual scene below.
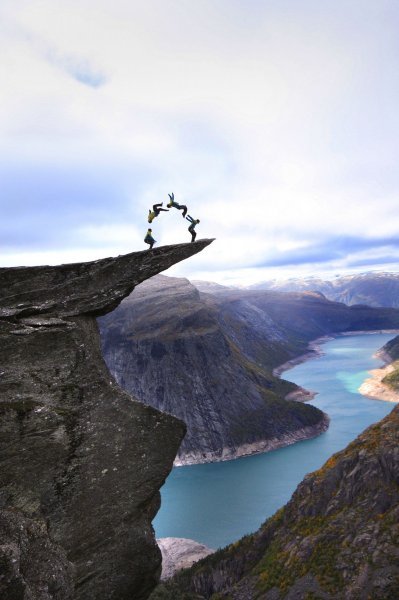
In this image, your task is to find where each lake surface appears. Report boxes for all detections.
[153,332,397,549]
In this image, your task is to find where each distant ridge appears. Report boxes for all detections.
[246,272,399,308]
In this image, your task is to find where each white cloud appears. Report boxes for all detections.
[1,0,399,282]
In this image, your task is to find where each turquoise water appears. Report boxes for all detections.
[153,332,397,549]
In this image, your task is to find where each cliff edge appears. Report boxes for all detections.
[0,240,213,600]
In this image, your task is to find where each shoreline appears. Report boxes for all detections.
[356,331,399,404]
[272,335,334,402]
[272,335,334,378]
[274,329,399,403]
[174,416,329,467]
[174,329,399,467]
[358,360,399,404]
[274,329,399,379]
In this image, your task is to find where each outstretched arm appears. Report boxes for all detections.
[186,215,194,223]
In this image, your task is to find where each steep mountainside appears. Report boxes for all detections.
[151,404,399,599]
[99,276,328,465]
[247,272,399,308]
[0,240,212,600]
[206,287,399,340]
[99,276,399,464]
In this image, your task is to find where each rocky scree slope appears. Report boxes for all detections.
[99,276,329,465]
[151,403,399,600]
[0,240,212,600]
[99,276,399,464]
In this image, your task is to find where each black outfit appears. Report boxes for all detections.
[153,203,168,216]
[188,224,197,242]
[186,215,199,242]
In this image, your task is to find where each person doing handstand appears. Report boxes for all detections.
[148,203,169,224]
[186,214,200,242]
[144,228,156,250]
[167,193,187,217]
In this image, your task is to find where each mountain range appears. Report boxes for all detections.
[246,272,399,308]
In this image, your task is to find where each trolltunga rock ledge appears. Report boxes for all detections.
[0,240,213,600]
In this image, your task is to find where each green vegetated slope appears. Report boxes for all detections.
[382,334,399,391]
[151,404,399,600]
[99,276,399,463]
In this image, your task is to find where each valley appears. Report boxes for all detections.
[99,274,399,464]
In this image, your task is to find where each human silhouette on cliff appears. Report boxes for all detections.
[167,193,188,217]
[186,215,200,242]
[144,228,156,249]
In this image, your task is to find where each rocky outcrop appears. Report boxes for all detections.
[156,538,214,580]
[99,275,329,465]
[0,240,213,600]
[153,404,399,599]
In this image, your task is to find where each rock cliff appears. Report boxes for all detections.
[151,404,399,599]
[0,240,213,600]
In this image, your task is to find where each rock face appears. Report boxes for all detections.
[153,404,399,599]
[99,276,330,465]
[0,240,213,600]
[99,275,399,464]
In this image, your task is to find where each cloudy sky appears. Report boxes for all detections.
[1,0,399,285]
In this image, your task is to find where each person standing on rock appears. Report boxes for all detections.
[144,228,156,250]
[148,203,169,224]
[167,192,188,217]
[186,215,200,242]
